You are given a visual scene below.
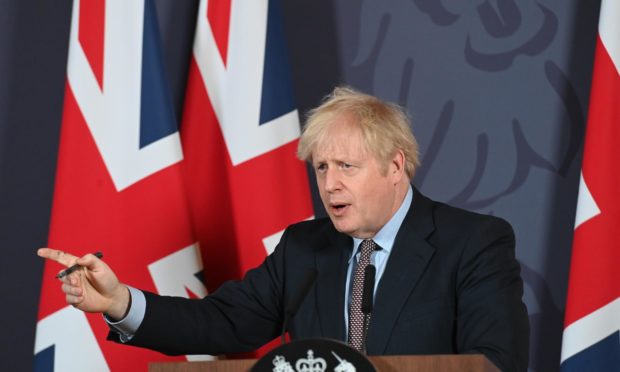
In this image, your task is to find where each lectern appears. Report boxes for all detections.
[149,354,500,372]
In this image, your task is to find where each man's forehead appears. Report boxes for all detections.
[312,126,368,161]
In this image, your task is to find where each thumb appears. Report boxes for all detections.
[76,252,104,271]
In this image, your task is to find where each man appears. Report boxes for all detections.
[39,87,529,371]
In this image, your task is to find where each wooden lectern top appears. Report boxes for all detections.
[149,354,500,372]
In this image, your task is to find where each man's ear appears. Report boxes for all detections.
[389,150,406,182]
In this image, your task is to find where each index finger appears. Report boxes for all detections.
[37,248,79,267]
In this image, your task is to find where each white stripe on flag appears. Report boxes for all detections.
[35,307,109,371]
[599,0,620,75]
[574,172,601,229]
[193,0,301,166]
[68,0,183,191]
[561,297,620,363]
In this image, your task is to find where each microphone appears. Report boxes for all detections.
[281,269,318,344]
[361,264,376,315]
[361,264,376,353]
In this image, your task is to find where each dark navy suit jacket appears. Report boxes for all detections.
[112,188,529,372]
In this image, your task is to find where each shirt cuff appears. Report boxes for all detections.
[104,286,146,342]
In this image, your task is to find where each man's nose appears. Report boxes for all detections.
[324,168,342,193]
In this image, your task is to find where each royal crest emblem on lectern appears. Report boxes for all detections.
[272,355,295,372]
[295,350,327,372]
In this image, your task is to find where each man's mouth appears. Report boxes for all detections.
[330,203,349,216]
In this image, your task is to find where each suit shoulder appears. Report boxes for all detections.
[281,217,337,243]
[429,198,514,237]
[275,217,340,255]
[284,217,334,236]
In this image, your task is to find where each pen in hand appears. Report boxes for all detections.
[56,252,103,279]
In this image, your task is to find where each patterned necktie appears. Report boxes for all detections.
[347,239,377,351]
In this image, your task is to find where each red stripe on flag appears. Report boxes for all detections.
[207,0,232,66]
[581,39,620,212]
[78,0,105,90]
[564,35,620,327]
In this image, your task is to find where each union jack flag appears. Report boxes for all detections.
[35,0,209,370]
[560,1,620,370]
[34,0,312,370]
[181,0,314,296]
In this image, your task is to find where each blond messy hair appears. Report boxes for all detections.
[297,86,420,179]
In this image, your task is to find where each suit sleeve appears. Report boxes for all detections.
[107,228,291,355]
[456,217,529,372]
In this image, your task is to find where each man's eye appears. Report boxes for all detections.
[342,163,353,169]
[316,164,327,172]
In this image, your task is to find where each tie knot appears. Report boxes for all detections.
[359,239,377,262]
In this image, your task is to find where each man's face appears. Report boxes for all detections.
[312,116,404,238]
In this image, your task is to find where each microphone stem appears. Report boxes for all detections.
[362,312,370,354]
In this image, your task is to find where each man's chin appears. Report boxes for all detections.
[331,221,353,235]
[331,221,377,239]
[332,222,363,238]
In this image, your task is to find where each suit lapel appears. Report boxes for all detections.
[315,227,352,341]
[367,188,436,354]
